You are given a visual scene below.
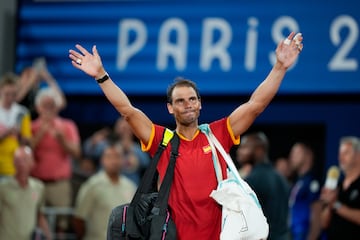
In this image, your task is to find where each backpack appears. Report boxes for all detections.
[107,128,180,240]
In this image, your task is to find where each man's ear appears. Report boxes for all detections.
[167,102,174,114]
[199,98,202,110]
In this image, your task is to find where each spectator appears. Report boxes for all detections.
[0,146,52,240]
[238,132,290,240]
[31,87,81,233]
[110,116,150,185]
[0,72,32,177]
[288,142,322,240]
[73,143,137,240]
[320,136,360,240]
[235,141,253,178]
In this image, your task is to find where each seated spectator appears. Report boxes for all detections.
[73,142,137,240]
[0,146,52,240]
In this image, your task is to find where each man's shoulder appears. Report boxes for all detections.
[0,177,15,187]
[119,175,137,190]
[2,103,30,121]
[11,102,28,111]
[248,163,283,182]
[83,172,107,187]
[76,172,107,200]
[301,172,321,186]
[350,175,360,189]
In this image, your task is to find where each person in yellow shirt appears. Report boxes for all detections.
[0,72,32,177]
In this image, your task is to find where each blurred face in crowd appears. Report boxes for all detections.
[101,145,123,176]
[275,157,291,179]
[36,95,59,119]
[237,136,257,165]
[114,117,133,138]
[289,143,306,173]
[167,86,201,127]
[0,84,17,109]
[338,142,358,173]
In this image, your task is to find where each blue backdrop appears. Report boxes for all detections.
[16,0,360,95]
[15,0,360,171]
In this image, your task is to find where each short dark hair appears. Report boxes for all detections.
[293,141,315,161]
[0,72,18,89]
[242,131,269,153]
[166,77,201,104]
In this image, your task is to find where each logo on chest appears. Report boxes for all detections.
[202,144,212,154]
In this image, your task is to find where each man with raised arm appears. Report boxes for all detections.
[69,32,303,240]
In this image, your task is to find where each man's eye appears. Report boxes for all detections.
[175,99,184,105]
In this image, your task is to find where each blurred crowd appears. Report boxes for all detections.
[0,60,359,240]
[0,60,149,240]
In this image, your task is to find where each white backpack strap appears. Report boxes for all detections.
[199,124,223,183]
[207,129,242,183]
[206,128,262,208]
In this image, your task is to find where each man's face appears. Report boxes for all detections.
[101,146,123,175]
[114,118,132,138]
[0,84,17,108]
[37,96,59,119]
[338,142,357,173]
[237,138,256,165]
[167,86,201,126]
[288,144,305,173]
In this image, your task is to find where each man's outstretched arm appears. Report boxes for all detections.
[229,32,303,137]
[69,45,153,145]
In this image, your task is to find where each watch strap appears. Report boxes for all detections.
[96,72,109,83]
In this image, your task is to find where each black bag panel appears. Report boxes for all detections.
[107,204,128,240]
[107,204,145,240]
[148,211,177,240]
[125,206,144,239]
[107,203,176,240]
